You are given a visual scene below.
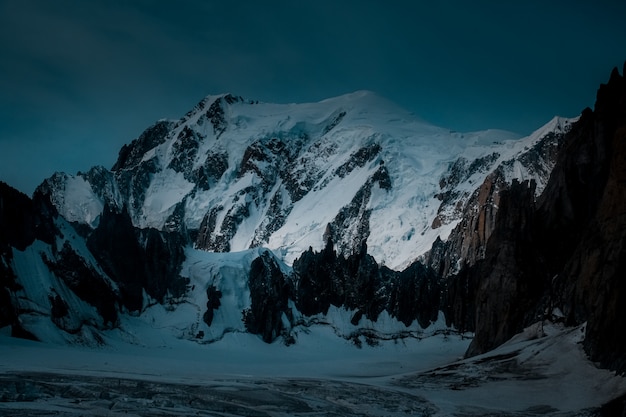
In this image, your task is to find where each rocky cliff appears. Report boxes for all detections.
[424,118,571,278]
[459,64,626,374]
[0,182,189,343]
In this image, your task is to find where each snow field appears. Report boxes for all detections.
[1,321,624,416]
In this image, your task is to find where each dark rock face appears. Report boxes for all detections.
[202,285,222,327]
[1,182,65,334]
[48,291,70,325]
[326,164,391,257]
[78,166,121,211]
[334,144,381,178]
[249,190,289,248]
[391,262,441,328]
[427,169,507,278]
[577,125,626,372]
[289,238,440,330]
[243,237,446,343]
[206,96,233,139]
[168,126,201,180]
[544,68,626,373]
[87,205,188,312]
[0,182,39,251]
[43,241,119,327]
[115,157,160,217]
[195,205,223,250]
[139,227,189,302]
[0,281,17,330]
[0,183,33,329]
[86,205,146,311]
[196,150,229,190]
[427,126,567,278]
[457,65,626,373]
[513,131,563,180]
[431,153,501,233]
[290,238,337,316]
[198,198,251,253]
[113,120,174,171]
[441,265,477,334]
[239,137,294,193]
[244,251,290,343]
[434,171,563,354]
[1,182,117,337]
[164,200,187,234]
[326,183,373,257]
[293,238,391,321]
[464,179,539,356]
[1,177,189,340]
[282,138,329,203]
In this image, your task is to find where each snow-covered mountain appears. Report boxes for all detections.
[0,90,579,347]
[3,66,626,416]
[42,91,572,270]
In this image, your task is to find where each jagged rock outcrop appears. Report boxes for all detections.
[391,261,441,328]
[325,163,391,256]
[542,65,626,373]
[425,120,570,278]
[87,204,188,312]
[0,182,41,250]
[42,241,119,327]
[0,182,115,340]
[0,183,36,330]
[576,125,626,373]
[464,179,540,356]
[0,180,190,341]
[202,285,222,327]
[427,169,507,278]
[290,237,439,330]
[243,251,291,343]
[460,64,626,373]
[112,120,174,171]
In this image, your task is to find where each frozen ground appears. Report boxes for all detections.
[0,322,625,416]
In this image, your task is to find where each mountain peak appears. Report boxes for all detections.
[35,90,574,270]
[317,90,418,120]
[524,115,577,142]
[319,89,386,105]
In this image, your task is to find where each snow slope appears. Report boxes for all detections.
[0,321,623,416]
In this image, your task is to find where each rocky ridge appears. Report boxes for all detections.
[455,64,626,376]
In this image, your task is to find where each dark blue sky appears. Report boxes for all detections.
[1,0,625,195]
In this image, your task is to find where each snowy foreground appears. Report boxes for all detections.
[1,323,625,416]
